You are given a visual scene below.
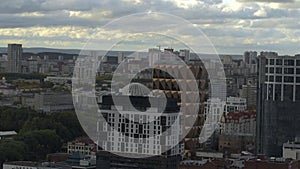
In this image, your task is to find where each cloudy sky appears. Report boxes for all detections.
[0,0,300,55]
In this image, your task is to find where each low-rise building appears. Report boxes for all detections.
[221,110,256,135]
[44,76,72,85]
[225,97,247,113]
[3,161,71,169]
[34,91,74,113]
[179,159,229,169]
[244,158,300,169]
[219,134,255,154]
[66,152,96,169]
[3,161,39,169]
[0,131,17,140]
[67,138,97,157]
[283,137,300,160]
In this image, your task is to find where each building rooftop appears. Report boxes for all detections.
[0,131,17,136]
[225,110,256,122]
[3,161,39,167]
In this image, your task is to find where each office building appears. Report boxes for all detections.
[257,52,300,156]
[244,51,258,65]
[7,44,22,73]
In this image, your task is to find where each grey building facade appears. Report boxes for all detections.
[257,52,300,157]
[7,44,22,73]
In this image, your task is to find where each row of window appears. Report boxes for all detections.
[266,76,300,83]
[266,59,300,66]
[266,67,300,74]
[266,84,300,101]
[104,112,178,126]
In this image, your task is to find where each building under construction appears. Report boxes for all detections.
[151,48,209,155]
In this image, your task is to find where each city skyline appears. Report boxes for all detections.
[0,0,300,55]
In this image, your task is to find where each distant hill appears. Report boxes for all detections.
[0,47,80,54]
[0,47,243,60]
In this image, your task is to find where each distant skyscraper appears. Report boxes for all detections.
[117,52,125,64]
[7,44,22,73]
[257,52,300,157]
[244,51,257,65]
[148,48,161,66]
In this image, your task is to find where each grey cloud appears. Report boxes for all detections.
[237,0,294,3]
[0,0,297,30]
[0,0,299,55]
[0,12,108,28]
[0,0,102,14]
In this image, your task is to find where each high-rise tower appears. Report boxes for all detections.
[257,52,300,156]
[7,44,22,73]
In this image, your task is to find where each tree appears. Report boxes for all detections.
[21,117,72,142]
[52,111,86,140]
[0,107,38,132]
[0,141,29,167]
[17,130,62,160]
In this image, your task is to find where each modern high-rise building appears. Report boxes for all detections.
[7,44,22,73]
[244,51,258,65]
[96,83,183,168]
[257,52,300,157]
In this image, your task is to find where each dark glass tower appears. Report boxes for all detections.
[257,52,300,157]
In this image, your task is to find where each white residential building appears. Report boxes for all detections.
[225,97,247,113]
[97,84,183,157]
[202,98,226,143]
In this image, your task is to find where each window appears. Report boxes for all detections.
[268,84,274,100]
[283,85,293,101]
[284,76,294,83]
[296,85,300,101]
[276,76,282,82]
[276,68,282,74]
[297,60,300,66]
[270,59,275,65]
[275,84,281,101]
[284,68,294,74]
[284,59,295,66]
[276,59,283,65]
